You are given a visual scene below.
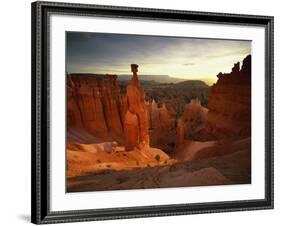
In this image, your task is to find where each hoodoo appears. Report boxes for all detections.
[124,64,150,150]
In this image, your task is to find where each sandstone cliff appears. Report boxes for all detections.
[207,54,251,139]
[67,73,126,143]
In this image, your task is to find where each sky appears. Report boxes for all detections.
[66,32,251,85]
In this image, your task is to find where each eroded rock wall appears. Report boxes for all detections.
[67,74,125,142]
[207,54,251,139]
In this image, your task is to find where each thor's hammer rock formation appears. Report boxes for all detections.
[124,64,150,150]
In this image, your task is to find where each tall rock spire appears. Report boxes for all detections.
[124,64,150,151]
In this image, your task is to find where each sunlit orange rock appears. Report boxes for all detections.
[67,75,84,129]
[124,64,150,150]
[67,74,124,141]
[124,111,140,150]
[67,75,109,139]
[101,75,123,138]
[118,94,128,125]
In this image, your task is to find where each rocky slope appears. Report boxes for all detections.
[67,141,175,178]
[67,138,251,192]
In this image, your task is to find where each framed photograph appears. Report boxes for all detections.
[31,1,274,224]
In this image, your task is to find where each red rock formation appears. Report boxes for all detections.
[118,94,128,126]
[124,64,150,150]
[123,111,139,150]
[67,73,126,142]
[207,54,251,138]
[173,98,209,145]
[176,118,185,147]
[183,99,208,122]
[149,99,161,129]
[67,65,152,151]
[159,103,174,130]
[146,99,176,147]
[101,75,124,139]
[67,75,84,129]
[182,99,208,138]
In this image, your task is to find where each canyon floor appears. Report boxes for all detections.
[67,137,251,192]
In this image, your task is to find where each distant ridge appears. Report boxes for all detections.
[118,74,186,83]
[174,80,209,88]
[68,73,186,84]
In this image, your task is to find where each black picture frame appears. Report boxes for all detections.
[31,1,274,224]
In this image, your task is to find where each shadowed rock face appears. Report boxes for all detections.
[182,99,208,140]
[176,118,185,147]
[207,54,251,139]
[146,100,176,147]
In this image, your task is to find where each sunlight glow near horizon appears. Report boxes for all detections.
[66,32,251,85]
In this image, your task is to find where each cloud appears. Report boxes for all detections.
[66,32,251,83]
[206,47,251,59]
